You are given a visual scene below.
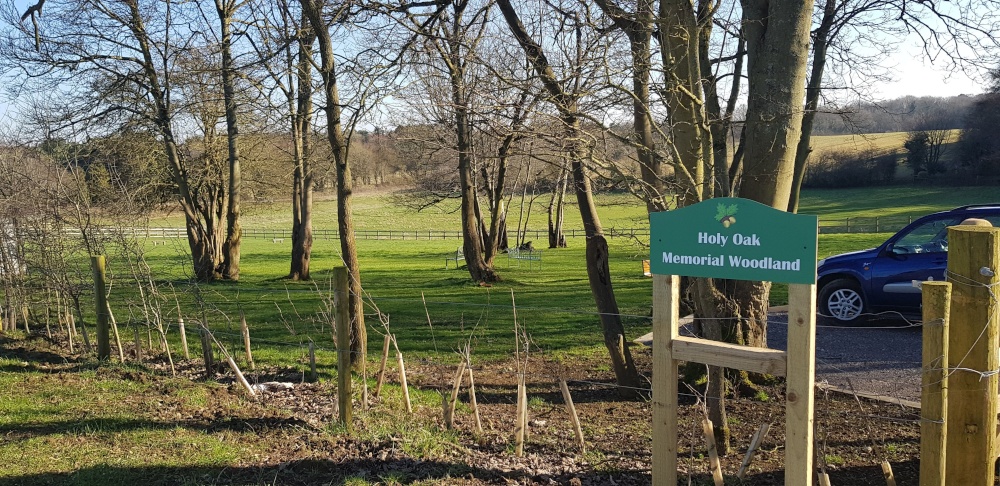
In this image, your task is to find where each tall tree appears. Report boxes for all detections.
[1,0,242,282]
[245,0,319,280]
[496,0,642,395]
[215,0,245,280]
[407,0,499,283]
[301,0,402,367]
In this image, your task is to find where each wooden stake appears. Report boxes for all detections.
[702,416,724,486]
[881,460,896,486]
[66,313,75,353]
[396,349,412,413]
[514,373,526,457]
[308,341,317,382]
[159,329,175,376]
[240,311,255,371]
[361,355,369,411]
[559,378,585,453]
[818,472,832,486]
[91,255,112,360]
[226,355,256,397]
[921,281,950,486]
[178,318,189,360]
[446,361,467,429]
[108,307,125,362]
[467,362,482,433]
[375,334,390,398]
[44,295,51,339]
[76,313,92,353]
[200,327,214,376]
[334,266,352,429]
[133,328,142,364]
[737,423,771,479]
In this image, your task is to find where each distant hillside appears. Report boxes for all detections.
[811,95,980,135]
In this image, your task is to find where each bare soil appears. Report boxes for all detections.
[2,333,928,485]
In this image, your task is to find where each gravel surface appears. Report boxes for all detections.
[638,312,926,404]
[766,312,923,403]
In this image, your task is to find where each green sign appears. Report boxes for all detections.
[649,198,818,284]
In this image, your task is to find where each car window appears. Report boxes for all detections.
[892,217,963,254]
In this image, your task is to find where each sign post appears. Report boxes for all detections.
[649,198,818,486]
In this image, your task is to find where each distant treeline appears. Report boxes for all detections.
[811,95,980,135]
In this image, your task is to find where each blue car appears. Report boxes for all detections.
[816,204,1000,323]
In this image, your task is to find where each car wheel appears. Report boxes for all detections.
[819,278,866,323]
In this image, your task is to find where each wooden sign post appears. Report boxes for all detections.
[650,198,818,486]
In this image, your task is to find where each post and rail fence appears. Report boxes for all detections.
[68,216,911,244]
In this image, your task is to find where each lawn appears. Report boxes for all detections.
[1,184,979,485]
[82,183,994,366]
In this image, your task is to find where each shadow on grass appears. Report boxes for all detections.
[0,458,919,485]
[0,415,315,441]
[0,457,637,486]
[0,335,86,373]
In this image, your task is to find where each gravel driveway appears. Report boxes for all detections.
[766,312,923,405]
[638,312,925,405]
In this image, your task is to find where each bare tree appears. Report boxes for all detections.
[0,0,243,282]
[496,0,642,394]
[301,0,403,367]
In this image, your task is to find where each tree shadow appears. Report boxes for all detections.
[0,457,647,485]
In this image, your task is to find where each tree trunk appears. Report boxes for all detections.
[789,0,836,213]
[303,0,366,369]
[733,0,814,350]
[217,0,242,280]
[497,0,640,393]
[289,24,316,281]
[738,0,814,209]
[127,1,223,281]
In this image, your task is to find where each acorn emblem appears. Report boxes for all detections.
[715,203,738,228]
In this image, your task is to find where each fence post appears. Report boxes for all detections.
[651,274,679,485]
[334,266,353,429]
[90,255,112,361]
[944,225,1000,485]
[921,281,950,486]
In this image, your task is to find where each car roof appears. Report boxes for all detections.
[952,203,1000,211]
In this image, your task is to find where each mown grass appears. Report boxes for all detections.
[92,184,992,366]
[0,360,250,483]
[1,184,983,484]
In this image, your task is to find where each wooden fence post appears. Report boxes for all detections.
[90,255,111,361]
[785,283,817,486]
[652,274,679,485]
[945,225,1000,485]
[921,281,950,486]
[334,266,352,430]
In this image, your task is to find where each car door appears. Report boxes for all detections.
[868,216,961,312]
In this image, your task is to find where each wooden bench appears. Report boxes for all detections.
[445,248,465,269]
[507,247,542,269]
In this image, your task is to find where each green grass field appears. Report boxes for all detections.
[128,183,979,366]
[2,183,988,484]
